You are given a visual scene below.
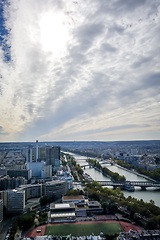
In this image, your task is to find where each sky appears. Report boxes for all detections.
[0,0,160,142]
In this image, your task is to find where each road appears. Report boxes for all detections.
[0,216,13,240]
[72,181,84,191]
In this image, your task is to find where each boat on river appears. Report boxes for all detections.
[124,181,135,192]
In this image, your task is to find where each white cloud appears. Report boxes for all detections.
[0,0,160,141]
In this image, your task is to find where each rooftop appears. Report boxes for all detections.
[63,195,84,200]
[50,202,75,210]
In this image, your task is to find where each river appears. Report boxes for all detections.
[66,152,160,207]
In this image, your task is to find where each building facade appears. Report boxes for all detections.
[7,169,31,180]
[18,184,42,201]
[26,162,45,178]
[43,165,52,178]
[57,171,73,190]
[6,189,25,213]
[0,175,27,191]
[44,180,68,199]
[0,199,3,223]
[50,202,76,222]
[46,146,60,167]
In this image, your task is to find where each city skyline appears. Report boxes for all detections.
[0,0,160,142]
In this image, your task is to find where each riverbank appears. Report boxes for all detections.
[81,160,157,183]
[95,166,111,179]
[113,163,157,183]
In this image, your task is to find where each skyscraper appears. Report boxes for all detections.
[46,146,60,167]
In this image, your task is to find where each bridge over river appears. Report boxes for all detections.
[80,161,112,169]
[97,181,160,190]
[73,180,160,191]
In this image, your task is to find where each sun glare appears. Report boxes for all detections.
[39,12,69,55]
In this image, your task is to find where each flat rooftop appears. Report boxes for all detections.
[87,201,100,207]
[55,204,70,209]
[63,195,84,200]
[50,202,75,209]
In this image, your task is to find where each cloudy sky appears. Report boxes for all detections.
[0,0,160,142]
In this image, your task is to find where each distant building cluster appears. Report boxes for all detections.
[58,141,160,172]
[0,140,61,180]
[26,143,60,166]
[116,151,160,172]
[26,142,60,179]
[101,147,160,172]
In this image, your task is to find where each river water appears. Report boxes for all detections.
[67,153,160,207]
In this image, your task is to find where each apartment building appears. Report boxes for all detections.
[7,169,31,180]
[6,189,25,213]
[0,175,27,191]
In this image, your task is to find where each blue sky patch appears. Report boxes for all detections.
[0,0,11,62]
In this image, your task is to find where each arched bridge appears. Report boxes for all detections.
[81,161,112,169]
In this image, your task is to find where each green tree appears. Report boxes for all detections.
[146,216,158,230]
[109,202,118,214]
[76,164,84,175]
[101,202,109,214]
[17,212,36,231]
[40,195,49,206]
[89,192,100,201]
[67,189,80,196]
